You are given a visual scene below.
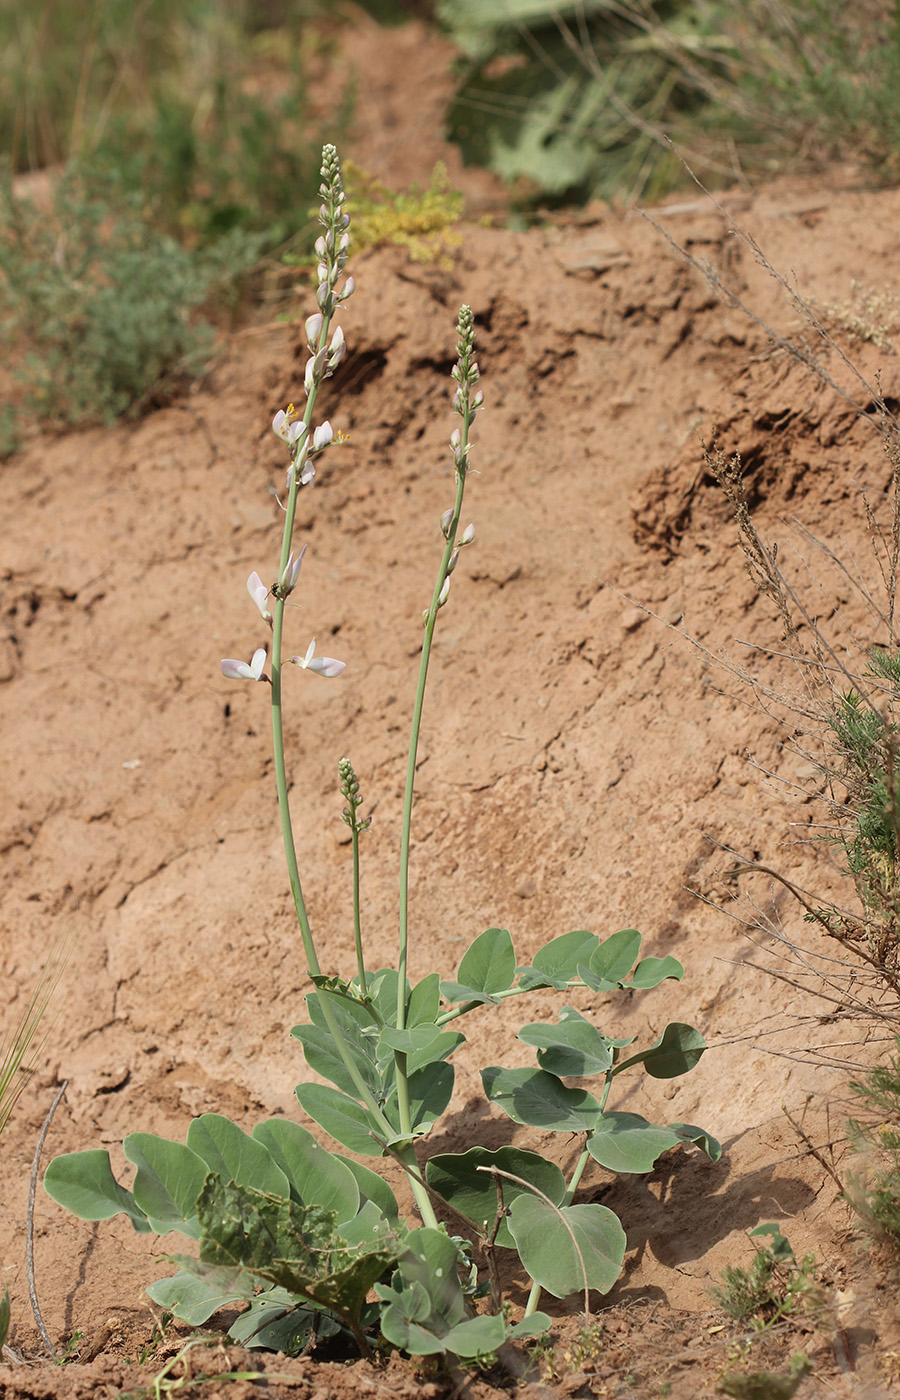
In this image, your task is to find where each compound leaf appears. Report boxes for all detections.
[481,1065,601,1132]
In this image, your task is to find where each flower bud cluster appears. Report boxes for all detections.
[338,756,371,832]
[450,305,483,477]
[315,145,354,320]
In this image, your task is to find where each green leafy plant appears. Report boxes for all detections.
[846,1037,900,1248]
[342,161,464,265]
[44,145,719,1363]
[438,0,900,208]
[0,169,260,429]
[711,1226,822,1335]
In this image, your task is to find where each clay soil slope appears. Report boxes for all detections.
[3,21,900,1400]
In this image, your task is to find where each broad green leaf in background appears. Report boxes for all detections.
[612,1022,707,1080]
[507,1195,626,1298]
[147,1266,250,1327]
[251,1119,360,1223]
[123,1134,209,1237]
[43,1149,151,1232]
[185,1114,290,1198]
[425,1145,566,1247]
[481,1065,601,1131]
[517,1006,614,1077]
[335,1154,401,1223]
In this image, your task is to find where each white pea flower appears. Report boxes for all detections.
[279,546,306,593]
[313,421,333,452]
[247,572,271,624]
[338,276,355,301]
[221,648,268,682]
[438,577,450,607]
[305,312,324,348]
[290,639,346,678]
[272,408,306,445]
[459,523,476,546]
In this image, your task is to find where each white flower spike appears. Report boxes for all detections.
[220,648,268,682]
[247,572,272,624]
[290,639,346,678]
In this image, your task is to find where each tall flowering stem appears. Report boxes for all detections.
[393,308,480,1148]
[261,152,398,1147]
[270,145,351,977]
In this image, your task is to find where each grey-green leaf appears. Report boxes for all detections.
[44,1149,151,1232]
[589,928,642,983]
[456,928,516,996]
[625,955,685,989]
[123,1134,208,1237]
[481,1065,601,1132]
[185,1114,290,1197]
[335,1154,401,1222]
[507,1196,626,1298]
[586,1113,683,1174]
[517,929,599,990]
[146,1267,248,1326]
[295,1083,385,1157]
[251,1119,360,1222]
[518,1007,614,1077]
[613,1022,707,1080]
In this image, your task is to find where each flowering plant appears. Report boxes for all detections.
[45,146,719,1363]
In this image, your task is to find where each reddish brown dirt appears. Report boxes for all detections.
[3,16,900,1400]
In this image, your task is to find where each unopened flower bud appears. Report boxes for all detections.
[472,389,484,409]
[458,523,475,546]
[279,545,306,593]
[339,276,355,300]
[438,577,450,607]
[447,549,459,574]
[440,507,454,539]
[315,236,327,259]
[305,312,324,347]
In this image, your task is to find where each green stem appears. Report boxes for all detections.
[350,825,367,997]
[396,469,467,1029]
[271,596,319,977]
[523,1278,543,1319]
[563,1145,591,1207]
